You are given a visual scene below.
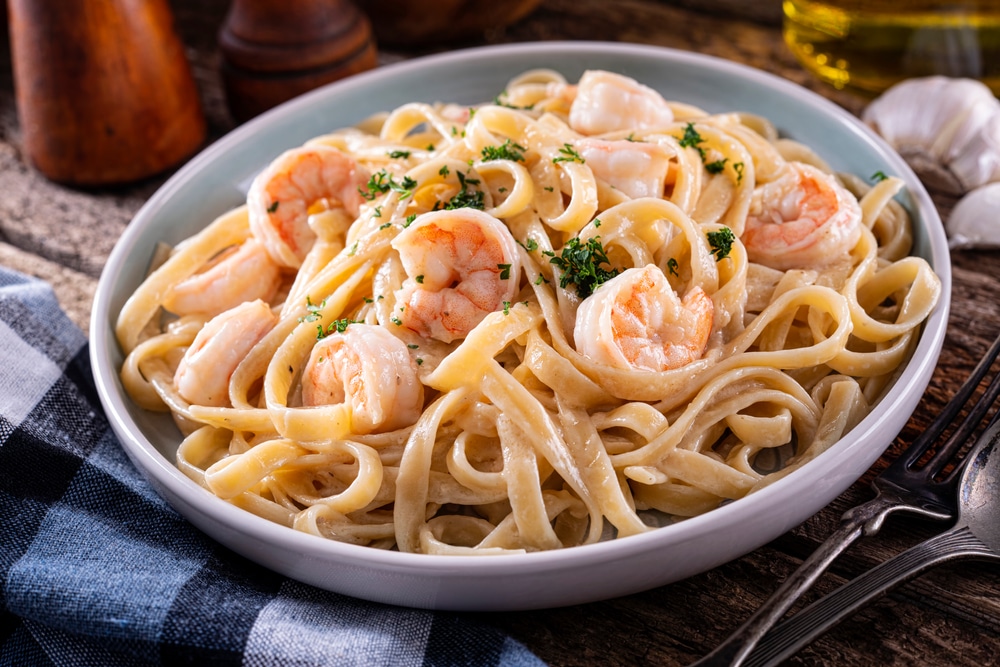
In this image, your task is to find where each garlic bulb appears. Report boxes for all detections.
[862,77,1000,195]
[945,181,1000,248]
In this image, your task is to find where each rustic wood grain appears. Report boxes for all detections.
[2,1,998,665]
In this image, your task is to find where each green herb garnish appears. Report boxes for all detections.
[871,170,889,182]
[316,318,357,339]
[707,227,735,261]
[705,158,728,174]
[548,236,619,298]
[298,296,326,323]
[482,139,527,162]
[361,170,418,201]
[678,122,707,159]
[553,143,585,164]
[388,150,411,159]
[435,171,485,210]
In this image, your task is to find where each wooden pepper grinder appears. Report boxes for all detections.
[219,0,378,123]
[7,0,207,186]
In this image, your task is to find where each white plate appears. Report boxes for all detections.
[91,42,950,611]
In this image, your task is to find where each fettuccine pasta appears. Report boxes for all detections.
[117,69,941,554]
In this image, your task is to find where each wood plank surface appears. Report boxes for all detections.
[2,1,998,664]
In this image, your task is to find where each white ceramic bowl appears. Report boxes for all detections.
[91,42,951,611]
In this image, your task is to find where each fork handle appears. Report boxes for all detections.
[741,525,993,667]
[689,517,867,666]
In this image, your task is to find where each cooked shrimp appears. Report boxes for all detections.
[391,209,521,343]
[175,299,278,407]
[742,162,863,271]
[248,145,370,268]
[574,265,713,372]
[576,138,672,199]
[162,240,282,317]
[568,70,674,136]
[301,324,423,433]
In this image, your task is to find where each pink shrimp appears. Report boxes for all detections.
[568,70,674,136]
[576,138,673,199]
[248,145,370,268]
[301,324,423,433]
[742,162,863,271]
[390,209,521,343]
[162,240,282,317]
[174,299,278,407]
[574,265,713,372]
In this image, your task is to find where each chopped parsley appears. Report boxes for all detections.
[666,258,679,276]
[678,122,707,159]
[267,201,280,213]
[553,143,585,164]
[705,158,728,174]
[360,170,418,201]
[481,139,527,162]
[415,274,424,284]
[379,222,391,230]
[871,170,889,182]
[407,343,419,349]
[707,227,736,261]
[388,149,411,159]
[734,161,745,183]
[439,165,450,177]
[434,171,485,211]
[547,236,619,298]
[316,318,357,339]
[298,296,326,323]
[404,214,417,227]
[347,242,358,256]
[502,301,511,316]
[498,263,512,280]
[373,206,383,218]
[416,358,424,365]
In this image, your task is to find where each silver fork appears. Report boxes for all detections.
[743,408,1000,666]
[690,329,1000,667]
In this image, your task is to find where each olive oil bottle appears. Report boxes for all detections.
[783,0,1000,95]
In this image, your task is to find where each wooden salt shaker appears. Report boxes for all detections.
[7,0,207,186]
[219,0,378,123]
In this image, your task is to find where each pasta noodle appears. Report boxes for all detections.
[117,69,942,554]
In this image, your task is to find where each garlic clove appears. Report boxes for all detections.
[948,112,1000,192]
[946,181,1000,249]
[862,76,1000,194]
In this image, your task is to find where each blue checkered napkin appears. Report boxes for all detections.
[0,268,545,667]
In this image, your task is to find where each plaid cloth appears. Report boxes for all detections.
[0,267,544,667]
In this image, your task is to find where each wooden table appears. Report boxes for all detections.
[3,1,999,664]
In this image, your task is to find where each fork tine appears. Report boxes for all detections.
[897,329,1000,470]
[932,355,1000,481]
